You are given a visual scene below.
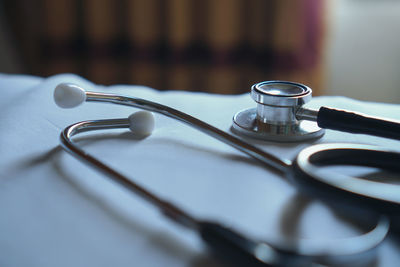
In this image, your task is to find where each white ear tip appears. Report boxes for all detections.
[128,111,155,136]
[54,83,86,108]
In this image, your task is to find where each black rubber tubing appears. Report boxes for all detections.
[317,106,400,140]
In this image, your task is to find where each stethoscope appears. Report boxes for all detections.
[54,81,400,266]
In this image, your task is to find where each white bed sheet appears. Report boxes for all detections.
[1,73,400,267]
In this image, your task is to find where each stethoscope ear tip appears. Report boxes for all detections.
[54,83,86,108]
[128,111,155,137]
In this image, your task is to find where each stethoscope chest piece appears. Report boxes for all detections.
[232,81,325,142]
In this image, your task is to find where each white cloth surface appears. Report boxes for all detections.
[1,73,400,267]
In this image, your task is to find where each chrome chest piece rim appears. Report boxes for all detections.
[232,81,325,142]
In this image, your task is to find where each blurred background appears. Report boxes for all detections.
[0,0,399,102]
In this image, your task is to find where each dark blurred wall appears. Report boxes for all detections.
[2,0,326,94]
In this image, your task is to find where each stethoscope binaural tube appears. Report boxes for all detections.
[233,81,400,142]
[54,83,394,266]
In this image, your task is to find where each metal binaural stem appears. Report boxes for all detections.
[60,119,293,266]
[296,108,318,122]
[60,90,292,229]
[60,119,200,230]
[85,91,291,172]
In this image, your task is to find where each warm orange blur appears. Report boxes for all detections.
[1,0,326,94]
